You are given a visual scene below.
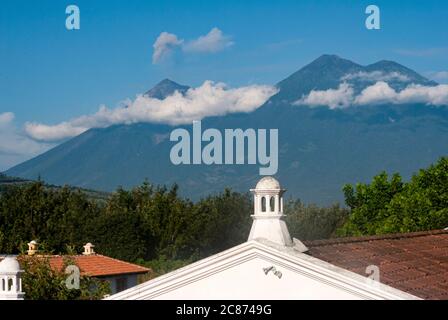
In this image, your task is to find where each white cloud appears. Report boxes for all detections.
[0,112,53,171]
[295,83,354,109]
[152,32,184,64]
[355,81,448,106]
[25,81,278,142]
[152,28,233,64]
[341,71,410,82]
[354,81,397,105]
[295,81,448,109]
[183,28,233,53]
[394,83,448,106]
[24,122,87,142]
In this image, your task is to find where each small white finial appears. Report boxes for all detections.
[83,243,95,255]
[27,240,38,256]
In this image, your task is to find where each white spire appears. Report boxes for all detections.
[248,177,293,246]
[0,256,25,300]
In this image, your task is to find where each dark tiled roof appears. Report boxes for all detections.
[304,229,448,300]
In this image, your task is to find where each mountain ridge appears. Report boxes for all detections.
[5,55,447,204]
[269,54,436,104]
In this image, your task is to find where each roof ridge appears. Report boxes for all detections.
[93,254,150,272]
[303,229,448,247]
[47,254,150,277]
[34,254,148,271]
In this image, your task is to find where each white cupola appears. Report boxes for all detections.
[0,256,25,300]
[248,177,308,252]
[248,177,292,246]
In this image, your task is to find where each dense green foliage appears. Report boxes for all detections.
[0,182,100,254]
[0,181,253,262]
[91,184,254,261]
[285,200,349,240]
[0,179,348,263]
[339,157,448,236]
[136,256,194,280]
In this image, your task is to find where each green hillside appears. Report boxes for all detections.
[0,173,110,202]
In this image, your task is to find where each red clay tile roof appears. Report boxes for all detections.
[304,229,448,300]
[47,254,150,277]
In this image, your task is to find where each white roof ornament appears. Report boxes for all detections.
[0,256,25,300]
[248,177,307,252]
[27,240,38,256]
[83,243,95,255]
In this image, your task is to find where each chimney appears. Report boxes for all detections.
[248,177,292,246]
[27,240,38,256]
[83,243,95,255]
[248,177,307,252]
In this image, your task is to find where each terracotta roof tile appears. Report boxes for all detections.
[47,254,150,277]
[304,229,448,300]
[2,254,151,278]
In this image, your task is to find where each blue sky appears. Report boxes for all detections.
[0,0,447,170]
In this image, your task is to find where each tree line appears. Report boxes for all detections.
[0,180,348,264]
[1,156,446,268]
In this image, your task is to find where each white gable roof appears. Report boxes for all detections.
[106,239,419,300]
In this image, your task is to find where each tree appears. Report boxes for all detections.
[285,200,349,240]
[91,182,196,261]
[338,157,448,236]
[383,157,448,233]
[0,182,99,254]
[191,189,252,257]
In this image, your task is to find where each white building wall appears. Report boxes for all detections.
[107,240,418,300]
[150,257,365,300]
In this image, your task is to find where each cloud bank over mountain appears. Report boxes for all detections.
[152,27,233,64]
[24,81,277,142]
[9,55,448,167]
[295,81,448,109]
[21,80,448,142]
